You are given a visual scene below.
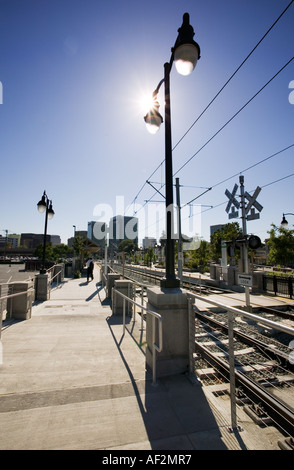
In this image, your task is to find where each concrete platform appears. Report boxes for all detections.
[0,265,287,450]
[194,290,294,312]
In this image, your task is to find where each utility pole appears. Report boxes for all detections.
[239,175,250,309]
[226,176,263,311]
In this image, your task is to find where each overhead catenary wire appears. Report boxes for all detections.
[172,0,294,153]
[209,144,294,190]
[174,56,294,177]
[187,172,294,220]
[131,57,294,216]
[125,1,294,215]
[140,151,294,238]
[138,50,294,215]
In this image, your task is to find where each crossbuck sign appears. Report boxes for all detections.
[225,183,240,219]
[225,179,263,221]
[244,186,263,220]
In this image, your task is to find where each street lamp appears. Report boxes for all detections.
[37,190,54,273]
[281,213,294,228]
[144,13,200,288]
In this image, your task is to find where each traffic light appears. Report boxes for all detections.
[248,235,261,250]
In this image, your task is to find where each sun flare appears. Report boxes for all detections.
[139,93,157,114]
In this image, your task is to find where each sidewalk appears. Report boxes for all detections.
[0,265,286,450]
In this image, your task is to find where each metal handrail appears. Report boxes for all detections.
[112,288,163,385]
[190,292,294,336]
[50,269,62,288]
[188,292,294,432]
[0,287,34,302]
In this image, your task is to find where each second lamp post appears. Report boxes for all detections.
[144,12,201,288]
[281,213,294,227]
[37,190,55,274]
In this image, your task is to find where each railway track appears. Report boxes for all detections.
[194,307,294,440]
[113,263,233,295]
[111,263,294,441]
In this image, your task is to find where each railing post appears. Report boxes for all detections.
[152,315,156,385]
[123,297,126,336]
[140,286,144,331]
[289,277,293,299]
[0,285,2,341]
[9,285,13,318]
[188,296,195,377]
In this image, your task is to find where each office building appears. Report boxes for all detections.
[109,215,138,251]
[88,221,107,250]
[21,233,61,249]
[142,237,157,249]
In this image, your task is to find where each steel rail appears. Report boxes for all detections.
[190,291,294,435]
[195,310,292,365]
[195,340,294,436]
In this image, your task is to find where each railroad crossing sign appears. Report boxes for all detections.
[244,186,263,220]
[225,184,240,219]
[225,180,263,221]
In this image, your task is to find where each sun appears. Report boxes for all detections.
[139,93,157,114]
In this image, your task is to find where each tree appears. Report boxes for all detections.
[34,243,72,263]
[52,244,71,262]
[267,224,294,267]
[144,247,156,267]
[185,239,210,272]
[118,239,138,253]
[73,233,85,258]
[210,222,242,263]
[34,243,54,261]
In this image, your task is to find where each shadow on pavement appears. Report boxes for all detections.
[106,313,239,450]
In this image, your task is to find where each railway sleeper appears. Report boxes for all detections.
[195,367,220,380]
[204,383,230,397]
[278,437,294,450]
[244,403,274,427]
[195,342,294,436]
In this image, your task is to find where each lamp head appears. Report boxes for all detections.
[37,192,47,213]
[173,13,201,76]
[281,214,288,227]
[144,100,163,134]
[47,201,55,219]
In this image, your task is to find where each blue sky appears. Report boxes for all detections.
[0,0,293,245]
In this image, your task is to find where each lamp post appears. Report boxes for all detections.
[281,213,294,228]
[144,13,200,288]
[37,191,55,274]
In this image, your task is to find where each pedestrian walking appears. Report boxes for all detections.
[86,257,94,282]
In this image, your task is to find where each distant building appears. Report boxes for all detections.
[142,237,157,249]
[67,231,87,248]
[8,234,21,248]
[21,233,61,249]
[210,224,225,237]
[109,215,138,251]
[88,221,106,250]
[50,235,61,246]
[0,233,20,248]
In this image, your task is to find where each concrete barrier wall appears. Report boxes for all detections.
[35,274,50,301]
[7,281,34,320]
[106,273,121,299]
[112,280,134,315]
[53,264,64,283]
